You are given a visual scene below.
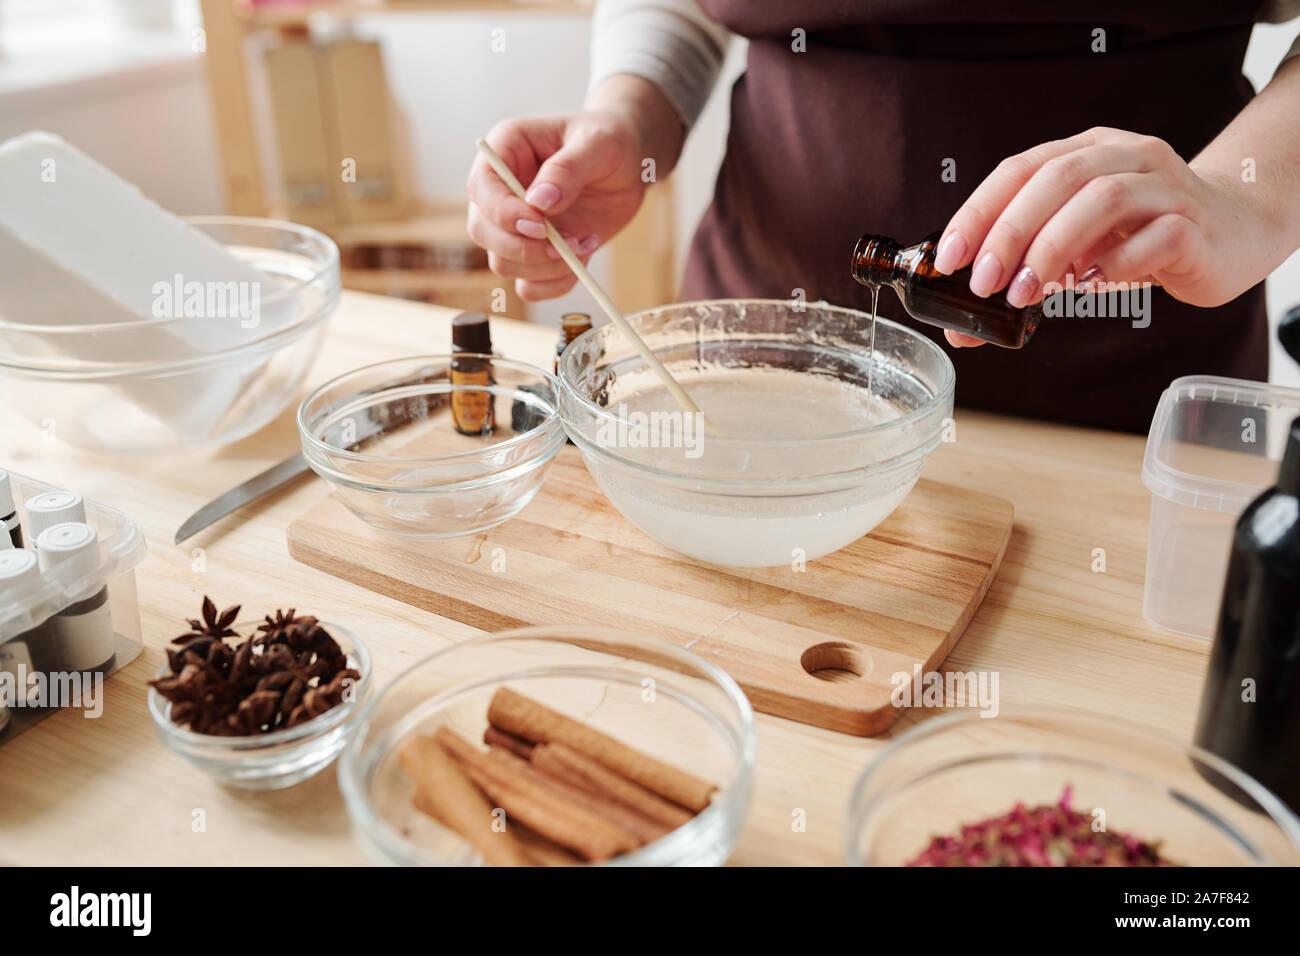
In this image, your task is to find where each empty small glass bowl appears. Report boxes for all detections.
[0,216,339,455]
[557,299,955,567]
[298,355,565,538]
[847,709,1300,866]
[147,621,371,790]
[338,625,756,866]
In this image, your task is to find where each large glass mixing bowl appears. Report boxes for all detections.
[557,299,955,567]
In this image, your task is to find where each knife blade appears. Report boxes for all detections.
[173,357,459,545]
[174,452,310,545]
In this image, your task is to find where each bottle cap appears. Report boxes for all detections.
[1277,417,1300,497]
[0,531,12,551]
[451,312,492,353]
[0,548,40,594]
[0,470,13,517]
[36,521,100,581]
[561,312,593,340]
[26,491,86,541]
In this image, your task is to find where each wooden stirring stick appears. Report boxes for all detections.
[474,138,724,436]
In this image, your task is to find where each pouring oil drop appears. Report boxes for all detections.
[866,285,879,399]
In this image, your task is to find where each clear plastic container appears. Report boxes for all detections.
[1141,375,1300,638]
[0,470,146,742]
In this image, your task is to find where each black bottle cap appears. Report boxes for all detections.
[452,312,492,353]
[1280,305,1300,368]
[1278,417,1300,498]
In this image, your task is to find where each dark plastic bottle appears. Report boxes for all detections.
[1193,416,1300,814]
[852,233,1042,348]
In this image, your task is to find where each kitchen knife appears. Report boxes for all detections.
[173,360,456,545]
[174,452,309,545]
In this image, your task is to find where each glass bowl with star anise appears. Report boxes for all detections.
[147,599,372,790]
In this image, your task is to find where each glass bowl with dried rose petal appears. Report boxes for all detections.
[847,708,1300,866]
[147,618,371,790]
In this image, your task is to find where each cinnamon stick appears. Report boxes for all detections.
[411,791,579,867]
[488,687,717,813]
[486,744,670,845]
[484,725,535,759]
[531,741,694,829]
[398,734,532,867]
[435,726,640,862]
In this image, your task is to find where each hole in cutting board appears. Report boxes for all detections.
[801,642,871,683]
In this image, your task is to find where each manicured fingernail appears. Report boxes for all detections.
[577,234,600,256]
[1079,265,1104,288]
[1006,266,1040,308]
[515,218,546,240]
[934,232,967,274]
[969,252,1004,298]
[525,182,561,211]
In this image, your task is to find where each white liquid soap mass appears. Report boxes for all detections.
[585,370,920,567]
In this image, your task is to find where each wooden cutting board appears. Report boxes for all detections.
[287,447,1013,735]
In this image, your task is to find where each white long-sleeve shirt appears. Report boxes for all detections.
[588,0,1300,131]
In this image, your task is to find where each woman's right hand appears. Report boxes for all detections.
[467,111,648,301]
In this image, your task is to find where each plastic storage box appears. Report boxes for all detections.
[1141,375,1300,638]
[0,470,146,742]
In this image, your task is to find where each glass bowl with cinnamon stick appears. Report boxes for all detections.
[338,625,756,866]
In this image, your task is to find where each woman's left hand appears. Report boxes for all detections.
[932,126,1282,347]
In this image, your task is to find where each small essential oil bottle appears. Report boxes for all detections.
[450,311,495,436]
[852,233,1043,348]
[555,312,593,373]
[0,470,22,548]
[0,548,52,709]
[25,490,86,546]
[35,522,115,675]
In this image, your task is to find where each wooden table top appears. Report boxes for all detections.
[0,291,1211,866]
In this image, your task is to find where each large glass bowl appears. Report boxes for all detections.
[557,299,955,566]
[297,355,565,537]
[846,709,1300,866]
[0,216,339,455]
[338,625,756,866]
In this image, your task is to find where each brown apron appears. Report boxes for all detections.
[685,0,1271,433]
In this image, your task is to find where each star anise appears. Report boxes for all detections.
[153,598,359,737]
[256,608,306,645]
[173,596,241,645]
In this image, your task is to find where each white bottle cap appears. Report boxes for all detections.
[0,548,40,594]
[26,491,86,542]
[0,470,13,517]
[0,532,12,551]
[36,521,100,581]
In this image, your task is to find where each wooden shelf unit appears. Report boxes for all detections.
[241,1,593,29]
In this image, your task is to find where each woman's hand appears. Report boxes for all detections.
[466,110,647,301]
[932,126,1289,347]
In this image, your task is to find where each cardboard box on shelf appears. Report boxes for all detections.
[317,38,410,223]
[263,40,336,229]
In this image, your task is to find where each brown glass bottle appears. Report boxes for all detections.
[450,311,495,435]
[554,311,593,372]
[852,233,1042,348]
